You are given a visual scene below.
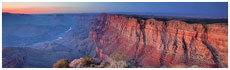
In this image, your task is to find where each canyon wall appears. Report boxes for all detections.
[2,14,98,68]
[90,14,228,68]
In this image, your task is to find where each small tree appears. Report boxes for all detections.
[53,59,70,68]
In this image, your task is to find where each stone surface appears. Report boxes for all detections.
[69,58,84,68]
[90,14,228,68]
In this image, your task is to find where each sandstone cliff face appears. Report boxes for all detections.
[90,14,228,68]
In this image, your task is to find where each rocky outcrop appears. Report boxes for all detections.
[90,14,228,68]
[69,58,84,68]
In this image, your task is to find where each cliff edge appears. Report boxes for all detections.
[90,14,228,68]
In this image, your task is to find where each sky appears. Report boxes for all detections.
[2,2,228,18]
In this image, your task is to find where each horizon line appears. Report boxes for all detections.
[2,12,228,19]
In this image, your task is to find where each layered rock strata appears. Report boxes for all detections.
[90,14,228,68]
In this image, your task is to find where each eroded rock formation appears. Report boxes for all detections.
[90,14,228,68]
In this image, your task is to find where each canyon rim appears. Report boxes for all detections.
[2,2,228,68]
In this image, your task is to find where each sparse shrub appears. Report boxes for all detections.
[110,60,131,68]
[69,52,140,68]
[53,59,70,68]
[108,51,134,68]
[96,61,110,68]
[81,56,94,67]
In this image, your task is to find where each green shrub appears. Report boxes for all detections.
[81,56,94,67]
[53,59,70,68]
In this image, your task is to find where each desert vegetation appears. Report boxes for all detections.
[55,51,141,68]
[53,59,70,68]
[80,56,94,67]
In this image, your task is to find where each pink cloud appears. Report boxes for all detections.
[3,7,70,14]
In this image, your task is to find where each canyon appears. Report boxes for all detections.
[2,13,98,68]
[2,13,228,68]
[90,14,228,68]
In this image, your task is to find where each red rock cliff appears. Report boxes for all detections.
[90,14,228,68]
